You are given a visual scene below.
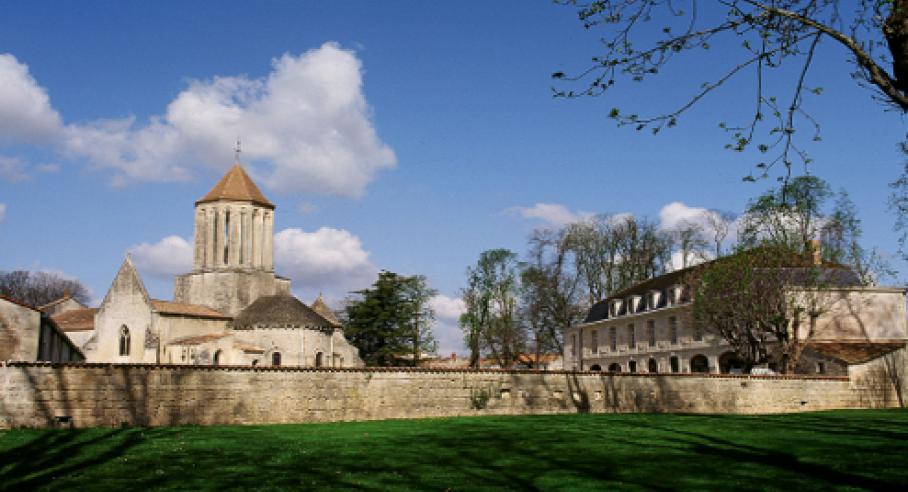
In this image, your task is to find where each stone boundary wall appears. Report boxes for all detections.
[0,362,898,429]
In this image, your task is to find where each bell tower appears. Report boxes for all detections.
[192,163,275,272]
[173,154,290,316]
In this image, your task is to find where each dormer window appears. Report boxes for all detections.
[669,285,684,306]
[627,295,642,314]
[646,290,662,310]
[610,299,624,317]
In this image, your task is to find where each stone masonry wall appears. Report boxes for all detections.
[0,362,900,429]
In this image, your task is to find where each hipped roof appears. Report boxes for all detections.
[52,308,98,332]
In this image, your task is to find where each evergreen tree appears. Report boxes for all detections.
[344,271,437,367]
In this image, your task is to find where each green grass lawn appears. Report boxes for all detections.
[1,410,906,491]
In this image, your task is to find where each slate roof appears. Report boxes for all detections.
[230,295,333,330]
[51,308,98,332]
[151,300,230,320]
[196,164,274,209]
[583,252,862,324]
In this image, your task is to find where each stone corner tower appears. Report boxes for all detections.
[173,162,290,316]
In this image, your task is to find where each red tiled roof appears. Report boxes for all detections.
[196,164,274,208]
[805,341,906,364]
[167,333,231,346]
[517,353,561,364]
[233,341,265,353]
[51,308,98,332]
[151,300,230,319]
[0,294,37,311]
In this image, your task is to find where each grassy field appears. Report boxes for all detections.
[0,410,906,491]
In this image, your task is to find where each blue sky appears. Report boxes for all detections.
[1,1,905,353]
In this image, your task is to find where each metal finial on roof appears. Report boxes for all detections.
[234,138,242,162]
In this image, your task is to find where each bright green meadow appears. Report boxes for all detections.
[1,410,905,491]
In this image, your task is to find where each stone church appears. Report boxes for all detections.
[52,163,364,368]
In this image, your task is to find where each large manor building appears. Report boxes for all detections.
[49,162,363,368]
[564,259,907,375]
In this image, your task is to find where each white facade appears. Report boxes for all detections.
[565,279,908,374]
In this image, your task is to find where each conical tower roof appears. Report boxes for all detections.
[196,164,274,209]
[312,294,342,327]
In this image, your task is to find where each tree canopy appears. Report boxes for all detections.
[0,270,91,307]
[344,271,437,367]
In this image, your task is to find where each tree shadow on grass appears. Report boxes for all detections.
[0,427,154,490]
[620,417,900,491]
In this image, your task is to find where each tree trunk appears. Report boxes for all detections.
[886,0,908,95]
[469,330,480,368]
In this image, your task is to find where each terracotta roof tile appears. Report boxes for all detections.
[805,341,905,364]
[151,300,230,319]
[233,341,265,353]
[517,353,561,364]
[167,333,231,346]
[311,294,341,327]
[196,164,274,208]
[51,308,98,332]
[0,295,38,311]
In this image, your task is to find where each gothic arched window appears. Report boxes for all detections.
[119,326,130,356]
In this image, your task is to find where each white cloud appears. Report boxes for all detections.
[429,294,466,355]
[1,44,395,196]
[0,155,29,182]
[0,203,6,222]
[274,227,377,292]
[430,294,465,323]
[0,54,62,144]
[508,203,593,228]
[128,235,193,278]
[658,202,712,231]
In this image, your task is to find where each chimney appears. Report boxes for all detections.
[451,352,456,362]
[810,239,822,266]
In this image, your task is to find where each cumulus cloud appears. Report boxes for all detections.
[0,54,62,144]
[128,235,193,278]
[659,201,739,237]
[429,294,466,355]
[274,227,377,292]
[508,203,593,228]
[1,44,395,196]
[658,202,712,231]
[0,203,6,222]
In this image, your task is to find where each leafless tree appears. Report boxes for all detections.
[703,210,737,258]
[520,229,588,362]
[0,270,90,307]
[672,219,709,269]
[554,1,908,178]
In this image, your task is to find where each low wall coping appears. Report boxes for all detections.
[1,360,849,381]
